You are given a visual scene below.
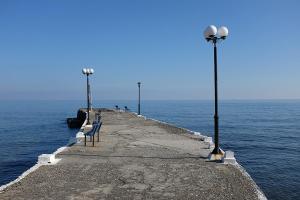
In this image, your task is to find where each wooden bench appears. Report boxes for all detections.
[84,121,102,146]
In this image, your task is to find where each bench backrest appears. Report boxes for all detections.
[85,123,98,135]
[96,122,102,133]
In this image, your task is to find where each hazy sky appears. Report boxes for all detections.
[0,0,299,100]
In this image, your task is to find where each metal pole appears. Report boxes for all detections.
[212,40,220,154]
[138,82,141,115]
[89,81,91,111]
[87,74,90,125]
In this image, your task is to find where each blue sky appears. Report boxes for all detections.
[0,0,299,100]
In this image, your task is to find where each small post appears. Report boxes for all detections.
[137,82,141,115]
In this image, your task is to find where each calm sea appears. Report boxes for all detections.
[0,100,299,200]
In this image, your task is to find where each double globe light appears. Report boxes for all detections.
[204,25,229,41]
[82,68,94,75]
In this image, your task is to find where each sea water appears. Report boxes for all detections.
[0,100,299,200]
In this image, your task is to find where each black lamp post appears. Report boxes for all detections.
[204,25,229,156]
[82,68,94,125]
[137,82,141,115]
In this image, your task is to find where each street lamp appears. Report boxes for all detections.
[82,68,94,125]
[137,82,141,115]
[204,25,229,157]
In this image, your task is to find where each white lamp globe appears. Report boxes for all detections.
[204,25,217,39]
[82,68,87,74]
[90,68,94,74]
[218,26,229,38]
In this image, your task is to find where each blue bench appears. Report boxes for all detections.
[84,121,102,146]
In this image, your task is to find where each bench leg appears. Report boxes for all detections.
[97,131,100,142]
[93,135,95,147]
[84,135,86,146]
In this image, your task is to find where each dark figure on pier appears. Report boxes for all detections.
[124,106,130,112]
[115,105,119,110]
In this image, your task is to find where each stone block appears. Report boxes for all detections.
[38,154,56,164]
[223,150,236,165]
[204,137,214,148]
[76,131,85,138]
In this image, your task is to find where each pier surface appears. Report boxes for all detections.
[0,110,260,200]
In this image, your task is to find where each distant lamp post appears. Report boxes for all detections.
[82,68,94,125]
[204,25,229,157]
[137,82,141,115]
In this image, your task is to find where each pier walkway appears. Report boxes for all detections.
[0,110,260,200]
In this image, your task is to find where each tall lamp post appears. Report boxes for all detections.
[137,82,141,115]
[204,25,229,156]
[82,68,94,125]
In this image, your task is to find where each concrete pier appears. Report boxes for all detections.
[0,109,264,200]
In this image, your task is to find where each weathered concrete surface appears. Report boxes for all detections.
[0,110,260,200]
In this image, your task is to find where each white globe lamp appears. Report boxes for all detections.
[218,26,229,38]
[204,25,217,39]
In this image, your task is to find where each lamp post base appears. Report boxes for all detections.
[209,149,225,161]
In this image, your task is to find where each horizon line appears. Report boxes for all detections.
[1,98,300,101]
